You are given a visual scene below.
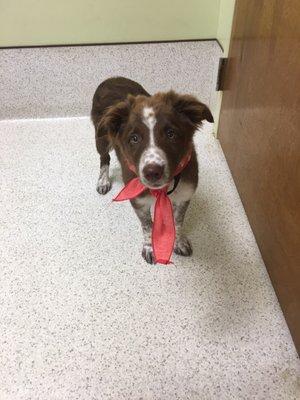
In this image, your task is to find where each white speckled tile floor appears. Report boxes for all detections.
[0,41,221,120]
[0,117,299,400]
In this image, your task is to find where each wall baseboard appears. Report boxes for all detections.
[0,38,223,51]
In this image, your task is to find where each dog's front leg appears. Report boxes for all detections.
[173,200,193,256]
[131,199,154,264]
[95,135,112,195]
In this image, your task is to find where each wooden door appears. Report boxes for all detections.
[218,0,300,353]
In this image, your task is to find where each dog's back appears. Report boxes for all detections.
[91,77,149,130]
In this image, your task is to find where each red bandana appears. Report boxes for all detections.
[113,150,192,265]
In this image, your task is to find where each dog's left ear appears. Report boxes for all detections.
[97,95,136,138]
[165,91,214,126]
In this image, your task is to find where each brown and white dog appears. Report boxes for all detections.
[91,77,213,264]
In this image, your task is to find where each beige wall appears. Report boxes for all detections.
[0,0,235,129]
[214,0,236,132]
[0,0,221,47]
[217,0,236,55]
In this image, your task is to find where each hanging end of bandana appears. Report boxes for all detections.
[112,177,146,202]
[155,259,173,265]
[112,195,123,202]
[112,193,123,202]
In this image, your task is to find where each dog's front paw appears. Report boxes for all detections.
[174,236,193,256]
[142,243,155,264]
[96,175,112,195]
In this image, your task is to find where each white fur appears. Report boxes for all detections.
[135,180,195,208]
[96,165,111,193]
[142,107,156,146]
[139,106,168,183]
[169,181,196,204]
[134,195,154,208]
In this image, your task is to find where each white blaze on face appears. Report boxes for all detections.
[143,107,156,146]
[139,106,169,183]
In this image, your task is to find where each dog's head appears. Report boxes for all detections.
[98,91,213,188]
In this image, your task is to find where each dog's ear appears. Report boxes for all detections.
[165,91,214,126]
[97,95,135,138]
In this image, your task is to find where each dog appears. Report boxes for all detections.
[91,77,213,264]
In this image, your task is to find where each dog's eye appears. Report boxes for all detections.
[129,133,140,144]
[166,128,176,139]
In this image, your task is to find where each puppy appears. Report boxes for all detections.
[91,77,213,264]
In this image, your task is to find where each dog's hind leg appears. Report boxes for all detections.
[95,134,112,195]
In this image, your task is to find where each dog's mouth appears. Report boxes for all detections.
[139,175,170,190]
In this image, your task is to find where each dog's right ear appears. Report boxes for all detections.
[97,95,135,138]
[163,91,214,126]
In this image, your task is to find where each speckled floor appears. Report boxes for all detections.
[0,117,299,400]
[0,41,220,120]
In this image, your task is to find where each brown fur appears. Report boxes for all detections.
[91,76,213,263]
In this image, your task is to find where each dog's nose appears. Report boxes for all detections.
[143,163,164,183]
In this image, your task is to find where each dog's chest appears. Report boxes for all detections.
[135,179,196,208]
